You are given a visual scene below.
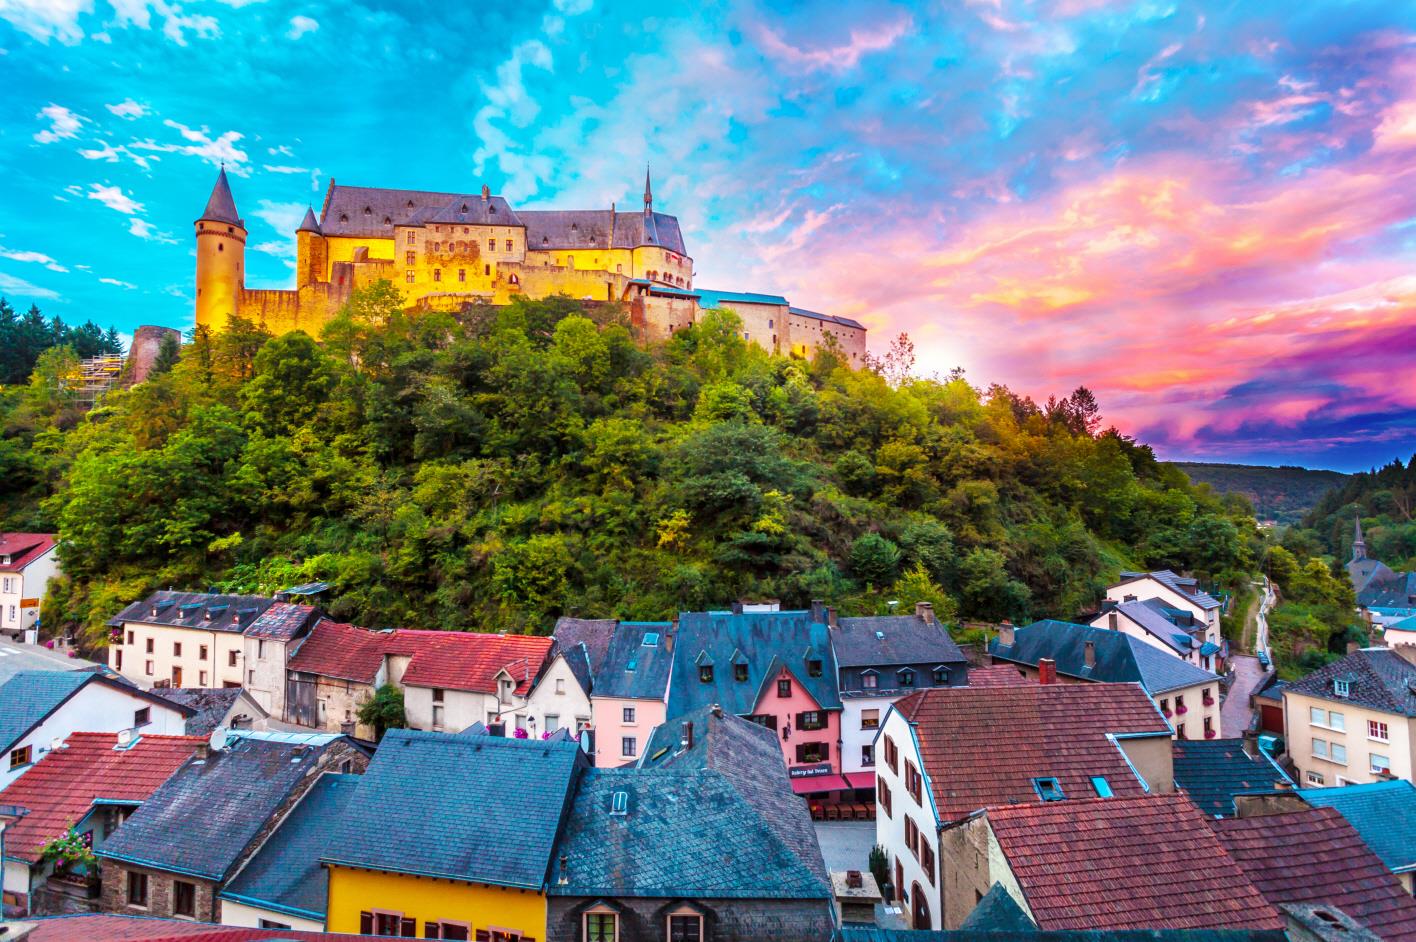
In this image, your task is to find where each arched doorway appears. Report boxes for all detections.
[911,881,930,929]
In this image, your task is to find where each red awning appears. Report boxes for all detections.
[843,771,875,790]
[790,774,851,795]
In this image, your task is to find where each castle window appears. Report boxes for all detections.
[433,269,441,282]
[616,264,622,273]
[218,243,223,252]
[488,238,495,252]
[489,205,497,214]
[463,227,469,234]
[198,222,204,230]
[340,213,348,223]
[461,203,469,213]
[458,269,465,282]
[505,239,513,252]
[405,270,415,283]
[383,216,391,225]
[227,226,233,233]
[542,235,549,244]
[363,206,371,215]
[406,252,415,265]
[484,264,491,276]
[509,274,519,285]
[407,231,415,244]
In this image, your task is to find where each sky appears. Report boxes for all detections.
[2,1,1415,472]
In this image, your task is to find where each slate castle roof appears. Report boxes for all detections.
[1297,780,1416,878]
[99,730,349,882]
[667,610,841,718]
[831,614,967,670]
[322,729,584,889]
[222,772,361,921]
[1213,806,1416,942]
[990,620,1220,696]
[1171,738,1291,818]
[519,209,689,256]
[552,706,829,900]
[0,532,56,572]
[0,730,203,864]
[891,683,1171,823]
[0,671,192,755]
[1284,647,1416,717]
[198,168,243,227]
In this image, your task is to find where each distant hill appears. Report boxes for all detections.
[1173,462,1348,525]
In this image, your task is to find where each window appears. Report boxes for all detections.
[808,658,823,678]
[407,231,416,244]
[116,650,123,670]
[433,269,441,282]
[406,251,416,265]
[257,640,266,659]
[1307,770,1325,786]
[586,913,616,942]
[904,816,920,858]
[1033,777,1065,801]
[1175,694,1187,715]
[861,708,880,729]
[862,743,875,766]
[642,632,660,646]
[778,678,792,697]
[199,671,207,685]
[134,707,150,727]
[145,638,154,653]
[555,678,565,694]
[1371,753,1391,775]
[127,871,148,908]
[1332,742,1348,764]
[734,663,748,682]
[488,238,496,252]
[795,741,829,763]
[247,669,255,686]
[406,270,416,283]
[458,269,466,282]
[228,650,239,667]
[199,644,208,660]
[145,660,154,676]
[621,736,637,758]
[173,641,182,657]
[484,264,490,276]
[9,745,33,769]
[1091,776,1113,798]
[622,706,636,724]
[920,838,936,886]
[668,913,702,942]
[505,239,513,253]
[610,790,629,815]
[932,665,949,685]
[897,669,916,688]
[1330,711,1346,731]
[432,688,445,730]
[1203,716,1214,737]
[1311,708,1345,730]
[699,665,713,683]
[1334,679,1351,698]
[862,672,878,689]
[258,920,292,930]
[363,912,414,938]
[798,711,826,730]
[173,880,196,918]
[1313,738,1329,758]
[905,761,923,803]
[1369,720,1389,742]
[878,778,893,817]
[127,630,134,645]
[884,735,898,773]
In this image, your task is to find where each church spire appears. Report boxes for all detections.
[643,164,653,216]
[1353,514,1367,561]
[199,166,243,227]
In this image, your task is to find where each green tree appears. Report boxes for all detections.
[150,333,181,377]
[851,533,902,587]
[239,332,333,435]
[357,684,407,741]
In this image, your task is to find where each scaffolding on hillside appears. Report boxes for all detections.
[65,354,126,409]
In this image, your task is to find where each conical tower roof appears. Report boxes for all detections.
[1353,513,1367,561]
[199,167,243,227]
[296,206,321,234]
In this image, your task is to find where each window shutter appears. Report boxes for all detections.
[475,932,490,942]
[425,922,441,939]
[796,712,806,726]
[360,913,374,935]
[401,917,417,937]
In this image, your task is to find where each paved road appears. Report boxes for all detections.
[1254,577,1274,660]
[1221,653,1265,738]
[815,821,875,872]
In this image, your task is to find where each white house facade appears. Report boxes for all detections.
[0,535,61,644]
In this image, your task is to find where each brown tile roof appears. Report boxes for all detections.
[1212,806,1416,942]
[965,664,1030,687]
[987,794,1283,931]
[895,682,1171,822]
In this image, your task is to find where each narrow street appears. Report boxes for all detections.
[1221,579,1275,738]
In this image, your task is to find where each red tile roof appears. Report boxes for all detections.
[0,731,204,863]
[987,794,1283,931]
[286,622,553,694]
[894,682,1171,822]
[25,914,391,942]
[1212,806,1416,942]
[0,532,56,572]
[966,664,1030,687]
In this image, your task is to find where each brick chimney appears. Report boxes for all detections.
[998,620,1014,647]
[730,600,744,615]
[1038,658,1057,685]
[1084,640,1096,669]
[1241,727,1259,759]
[481,184,490,203]
[681,720,694,750]
[827,606,838,629]
[811,599,826,623]
[915,601,935,625]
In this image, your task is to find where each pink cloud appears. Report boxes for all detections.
[754,15,913,73]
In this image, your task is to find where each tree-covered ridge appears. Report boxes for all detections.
[0,297,124,386]
[2,285,1258,649]
[1301,456,1416,571]
[1174,462,1348,526]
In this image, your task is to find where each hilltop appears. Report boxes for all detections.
[1174,462,1348,526]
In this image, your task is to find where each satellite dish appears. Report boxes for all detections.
[209,727,228,752]
[115,729,133,747]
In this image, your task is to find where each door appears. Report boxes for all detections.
[172,665,183,687]
[911,881,930,929]
[894,859,904,904]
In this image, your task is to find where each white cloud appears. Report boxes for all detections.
[106,98,148,119]
[126,217,175,242]
[472,40,557,200]
[3,0,222,45]
[268,144,294,157]
[263,164,308,174]
[0,0,89,43]
[0,245,68,272]
[0,272,60,300]
[98,276,137,288]
[129,120,249,172]
[251,239,295,258]
[87,183,144,214]
[252,199,307,235]
[553,0,593,11]
[34,103,84,143]
[79,139,157,169]
[286,14,317,40]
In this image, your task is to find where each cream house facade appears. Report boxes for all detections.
[1106,570,1222,638]
[518,650,594,740]
[0,534,61,644]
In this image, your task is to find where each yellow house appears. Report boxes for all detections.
[320,729,588,940]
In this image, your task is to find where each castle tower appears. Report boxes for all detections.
[194,167,247,334]
[296,206,326,289]
[1353,514,1367,562]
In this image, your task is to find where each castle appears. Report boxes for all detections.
[193,168,867,362]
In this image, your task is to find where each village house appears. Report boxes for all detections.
[873,682,1174,929]
[0,671,191,790]
[940,794,1283,932]
[830,603,969,799]
[1090,597,1226,672]
[0,730,203,915]
[1281,645,1416,787]
[146,687,270,737]
[989,620,1223,741]
[0,534,61,644]
[1171,736,1293,818]
[1105,570,1223,646]
[1296,779,1416,893]
[320,729,588,940]
[668,608,843,798]
[217,772,361,931]
[547,704,835,942]
[95,729,368,923]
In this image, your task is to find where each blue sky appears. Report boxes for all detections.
[3,0,1416,471]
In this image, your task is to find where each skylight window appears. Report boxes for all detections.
[1091,776,1113,798]
[1333,679,1351,698]
[642,632,660,647]
[610,791,628,816]
[1032,777,1066,802]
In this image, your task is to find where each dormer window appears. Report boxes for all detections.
[642,632,659,646]
[807,658,823,678]
[407,200,414,209]
[461,203,469,213]
[363,206,371,215]
[1033,777,1065,802]
[862,671,878,690]
[339,213,349,223]
[932,665,949,685]
[699,665,713,683]
[1091,776,1113,798]
[609,790,628,816]
[897,668,916,688]
[734,663,748,682]
[1333,679,1351,698]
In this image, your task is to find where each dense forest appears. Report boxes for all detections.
[1,285,1263,652]
[0,298,124,385]
[1174,462,1348,526]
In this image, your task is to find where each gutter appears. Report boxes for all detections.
[320,859,541,892]
[216,889,323,921]
[94,849,221,882]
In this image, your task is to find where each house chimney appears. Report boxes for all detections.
[681,720,694,750]
[846,870,863,889]
[810,599,826,623]
[711,702,723,718]
[1346,640,1360,655]
[1038,658,1057,685]
[481,184,490,203]
[1241,728,1259,759]
[195,741,210,760]
[664,630,675,654]
[915,601,935,625]
[558,854,569,886]
[998,620,1015,647]
[1084,640,1096,669]
[827,606,838,629]
[731,600,744,615]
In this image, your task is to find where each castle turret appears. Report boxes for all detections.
[194,167,247,334]
[295,206,326,289]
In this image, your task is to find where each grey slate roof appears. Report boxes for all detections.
[667,610,841,718]
[552,618,616,675]
[321,729,584,889]
[553,705,828,899]
[106,591,277,634]
[98,730,346,881]
[148,688,264,737]
[959,883,1037,931]
[592,622,674,700]
[789,306,867,330]
[319,185,521,239]
[831,615,967,669]
[221,772,360,919]
[1284,648,1416,717]
[519,209,688,255]
[1298,780,1416,875]
[1355,569,1416,608]
[199,168,242,226]
[837,928,1287,941]
[1110,599,1202,655]
[0,670,93,754]
[1118,570,1221,611]
[0,639,101,685]
[296,207,321,234]
[1172,739,1292,817]
[989,620,1220,696]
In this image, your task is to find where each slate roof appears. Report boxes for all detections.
[990,620,1220,696]
[98,730,346,881]
[838,930,1283,942]
[0,671,99,754]
[959,883,1037,931]
[667,610,841,718]
[318,184,521,239]
[552,617,617,675]
[322,729,583,888]
[0,731,202,863]
[296,207,320,234]
[0,638,100,684]
[987,794,1282,931]
[0,532,56,572]
[106,591,277,634]
[591,621,675,700]
[1297,780,1416,876]
[789,306,867,330]
[831,615,967,670]
[1171,739,1291,817]
[892,683,1171,822]
[198,168,242,226]
[965,664,1030,687]
[1284,647,1416,717]
[1107,599,1203,655]
[148,688,265,737]
[1356,569,1416,609]
[242,603,318,641]
[1116,570,1221,611]
[1212,806,1416,941]
[694,288,790,309]
[221,772,360,920]
[519,208,689,255]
